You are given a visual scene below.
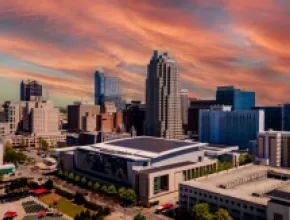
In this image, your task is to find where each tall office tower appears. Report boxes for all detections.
[94,70,120,105]
[180,89,189,133]
[199,105,264,149]
[21,80,42,101]
[216,86,255,110]
[282,104,290,131]
[252,106,282,131]
[144,50,183,140]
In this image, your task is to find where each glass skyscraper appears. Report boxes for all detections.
[94,70,120,105]
[216,86,255,110]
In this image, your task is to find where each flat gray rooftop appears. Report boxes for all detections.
[182,165,290,205]
[106,137,196,153]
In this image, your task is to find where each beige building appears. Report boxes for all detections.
[0,123,9,136]
[256,131,290,167]
[67,103,100,132]
[3,134,66,148]
[179,164,290,220]
[3,101,26,134]
[181,89,189,132]
[145,50,183,140]
[134,160,217,207]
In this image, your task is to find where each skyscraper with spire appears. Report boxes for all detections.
[144,50,183,140]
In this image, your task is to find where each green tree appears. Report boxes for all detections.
[69,173,74,181]
[213,209,233,220]
[81,177,87,185]
[41,140,49,151]
[58,170,63,177]
[239,153,253,166]
[192,203,213,220]
[93,182,100,192]
[134,212,146,220]
[74,175,80,184]
[43,179,54,190]
[74,192,86,205]
[4,147,27,164]
[64,171,69,180]
[88,181,93,189]
[118,187,126,200]
[108,185,117,195]
[126,189,137,205]
[101,185,108,194]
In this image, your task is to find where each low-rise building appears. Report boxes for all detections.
[179,164,290,220]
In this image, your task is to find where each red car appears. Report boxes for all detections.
[155,203,174,212]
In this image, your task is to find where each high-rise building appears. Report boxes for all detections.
[67,102,100,132]
[94,70,121,105]
[199,105,264,149]
[252,106,282,131]
[216,86,255,110]
[188,99,217,135]
[20,80,42,101]
[282,104,290,131]
[181,89,189,133]
[144,50,183,140]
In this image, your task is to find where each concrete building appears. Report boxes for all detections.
[199,105,265,149]
[79,131,133,145]
[53,137,217,206]
[67,102,100,132]
[123,101,146,136]
[3,101,26,135]
[282,104,290,131]
[3,134,66,148]
[179,164,290,220]
[181,89,189,133]
[20,80,42,102]
[100,102,117,114]
[216,86,255,110]
[0,123,9,137]
[188,99,217,135]
[144,50,183,140]
[256,131,290,168]
[0,108,5,122]
[0,140,3,166]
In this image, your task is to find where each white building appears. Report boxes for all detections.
[199,105,264,149]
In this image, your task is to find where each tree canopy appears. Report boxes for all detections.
[192,204,233,220]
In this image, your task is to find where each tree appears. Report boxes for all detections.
[214,209,233,220]
[239,153,253,166]
[43,179,54,190]
[108,185,117,195]
[74,175,80,184]
[118,187,126,200]
[81,177,87,185]
[5,141,13,148]
[64,171,69,180]
[88,181,93,189]
[4,147,27,164]
[126,189,137,205]
[58,170,63,177]
[192,203,213,220]
[69,173,74,181]
[101,185,108,194]
[74,192,86,205]
[134,212,146,220]
[93,182,100,192]
[41,140,49,151]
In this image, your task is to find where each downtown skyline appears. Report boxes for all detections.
[0,0,290,106]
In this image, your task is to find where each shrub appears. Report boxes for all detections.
[43,179,54,190]
[74,192,86,205]
[93,182,100,192]
[101,185,108,194]
[55,187,74,200]
[107,185,117,195]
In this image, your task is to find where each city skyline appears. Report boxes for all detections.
[1,0,290,107]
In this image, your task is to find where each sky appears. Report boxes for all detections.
[0,0,290,107]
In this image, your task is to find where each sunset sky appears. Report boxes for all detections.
[0,0,290,106]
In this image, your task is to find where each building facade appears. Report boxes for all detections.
[252,106,282,131]
[67,103,100,132]
[144,50,183,140]
[181,89,189,133]
[20,80,42,101]
[216,86,255,110]
[188,100,217,135]
[94,70,121,105]
[123,101,146,136]
[256,131,290,168]
[199,106,265,149]
[282,104,290,131]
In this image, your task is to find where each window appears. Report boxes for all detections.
[243,204,247,209]
[274,213,283,220]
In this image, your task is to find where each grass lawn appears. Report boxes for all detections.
[39,192,88,218]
